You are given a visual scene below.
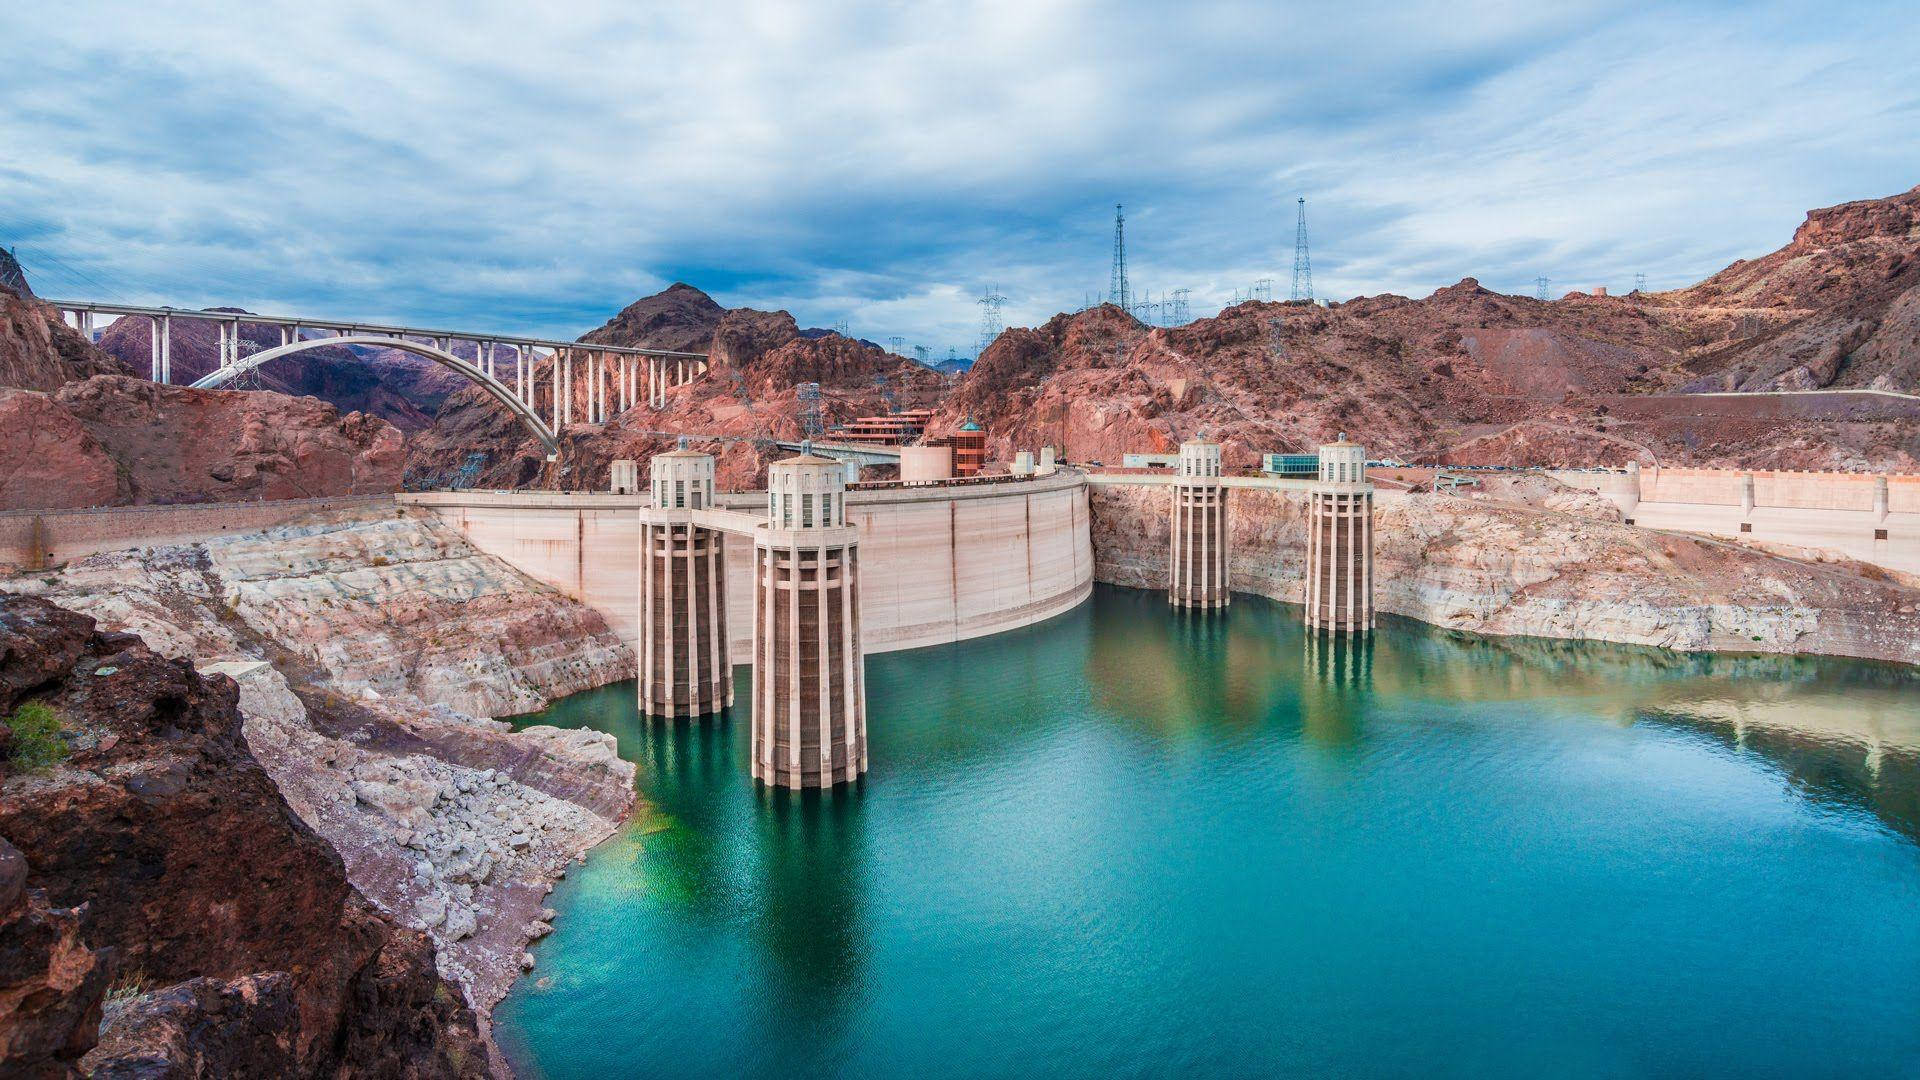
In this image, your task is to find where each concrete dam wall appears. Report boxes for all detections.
[1551,466,1918,575]
[402,468,1094,662]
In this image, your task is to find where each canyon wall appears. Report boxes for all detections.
[0,594,489,1077]
[3,506,641,1071]
[1089,483,1920,666]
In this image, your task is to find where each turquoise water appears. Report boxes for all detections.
[499,586,1920,1079]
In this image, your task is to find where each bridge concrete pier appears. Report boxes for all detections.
[639,446,732,719]
[1169,437,1229,609]
[752,447,867,790]
[1305,435,1375,634]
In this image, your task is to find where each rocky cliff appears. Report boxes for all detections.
[1670,184,1920,393]
[0,593,489,1077]
[941,186,1920,473]
[3,506,639,1071]
[0,376,405,510]
[1090,482,1920,666]
[0,283,131,393]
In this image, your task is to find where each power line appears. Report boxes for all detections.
[977,284,1007,356]
[1291,196,1313,302]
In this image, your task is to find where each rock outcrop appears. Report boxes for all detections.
[4,506,638,1066]
[0,593,489,1077]
[0,376,405,510]
[1671,184,1920,393]
[0,283,131,393]
[1089,482,1920,666]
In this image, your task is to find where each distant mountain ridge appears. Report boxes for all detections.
[933,183,1920,473]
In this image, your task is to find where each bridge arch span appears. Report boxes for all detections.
[189,335,560,461]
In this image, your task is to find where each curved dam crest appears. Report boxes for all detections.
[402,467,1096,662]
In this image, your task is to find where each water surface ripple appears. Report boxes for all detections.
[501,586,1920,1079]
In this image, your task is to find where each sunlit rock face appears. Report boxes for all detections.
[7,506,640,1053]
[0,593,488,1078]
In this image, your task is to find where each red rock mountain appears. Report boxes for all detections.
[937,185,1920,472]
[0,285,131,392]
[406,286,942,490]
[1663,184,1920,393]
[0,276,406,510]
[578,281,728,354]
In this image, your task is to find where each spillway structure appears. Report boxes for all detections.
[752,447,868,789]
[1305,434,1375,633]
[638,444,732,719]
[1168,436,1229,608]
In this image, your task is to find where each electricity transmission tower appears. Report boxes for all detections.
[1535,277,1551,300]
[887,335,906,356]
[912,345,931,365]
[977,285,1007,356]
[1169,288,1191,325]
[832,319,849,338]
[1634,273,1647,293]
[1108,204,1130,311]
[1291,197,1313,302]
[796,382,824,438]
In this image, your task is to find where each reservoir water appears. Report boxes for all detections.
[499,586,1920,1078]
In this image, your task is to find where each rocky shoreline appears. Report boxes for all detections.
[1091,480,1920,667]
[2,506,642,1076]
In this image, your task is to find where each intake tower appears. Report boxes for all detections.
[1169,436,1229,608]
[639,444,731,718]
[752,447,868,788]
[1305,435,1374,633]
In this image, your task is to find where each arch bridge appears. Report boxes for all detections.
[48,300,710,461]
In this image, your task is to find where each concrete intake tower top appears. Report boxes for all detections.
[1178,437,1223,481]
[1316,434,1367,487]
[652,441,717,510]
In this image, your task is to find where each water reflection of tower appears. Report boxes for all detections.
[1300,628,1373,745]
[750,787,870,1044]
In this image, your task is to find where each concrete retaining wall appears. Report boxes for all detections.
[1551,466,1918,575]
[0,495,395,573]
[402,470,1093,661]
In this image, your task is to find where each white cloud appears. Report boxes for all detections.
[1,0,1913,348]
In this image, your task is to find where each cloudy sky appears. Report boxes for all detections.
[2,1,1915,354]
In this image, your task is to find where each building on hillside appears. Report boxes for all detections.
[924,419,988,477]
[949,420,986,476]
[831,408,934,446]
[1263,453,1320,478]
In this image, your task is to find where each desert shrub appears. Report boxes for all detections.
[6,701,68,770]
